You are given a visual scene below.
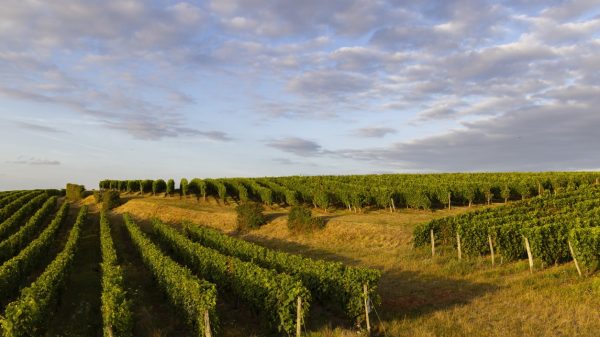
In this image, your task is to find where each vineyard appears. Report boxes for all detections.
[0,187,380,336]
[0,172,599,336]
[100,171,600,211]
[414,185,600,274]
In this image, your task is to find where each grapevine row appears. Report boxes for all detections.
[0,202,69,304]
[183,223,381,323]
[100,212,132,337]
[0,206,88,337]
[122,214,217,336]
[0,191,30,209]
[414,186,600,273]
[152,219,310,334]
[569,227,600,274]
[100,171,600,211]
[0,196,57,264]
[414,186,600,248]
[0,191,47,231]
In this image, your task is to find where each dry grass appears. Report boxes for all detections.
[114,196,600,337]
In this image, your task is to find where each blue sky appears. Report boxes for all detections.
[1,0,599,190]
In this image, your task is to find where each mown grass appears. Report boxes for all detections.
[115,196,600,337]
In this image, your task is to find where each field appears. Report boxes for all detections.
[0,176,599,337]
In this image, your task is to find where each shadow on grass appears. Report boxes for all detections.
[318,214,343,226]
[263,211,287,223]
[241,234,362,266]
[377,268,500,319]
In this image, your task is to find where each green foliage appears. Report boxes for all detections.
[287,206,325,233]
[235,202,266,231]
[570,227,600,275]
[500,184,511,202]
[126,180,140,193]
[0,193,49,241]
[166,179,175,196]
[93,190,103,204]
[123,214,217,336]
[242,180,273,205]
[189,179,207,201]
[100,212,132,337]
[522,222,572,265]
[0,206,87,336]
[0,196,57,264]
[100,172,600,211]
[415,186,600,264]
[152,179,167,196]
[140,180,153,194]
[99,180,110,190]
[0,191,30,209]
[102,190,121,211]
[489,224,527,261]
[180,178,189,197]
[0,202,69,304]
[313,190,331,211]
[406,190,431,210]
[153,220,310,333]
[66,183,85,201]
[183,224,381,324]
[461,183,478,207]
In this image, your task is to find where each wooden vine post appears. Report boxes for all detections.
[430,229,435,258]
[567,240,583,277]
[456,231,462,260]
[390,198,396,212]
[488,234,495,266]
[204,310,212,337]
[363,283,371,335]
[524,236,534,273]
[296,296,302,337]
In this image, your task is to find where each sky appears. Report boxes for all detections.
[1,0,599,190]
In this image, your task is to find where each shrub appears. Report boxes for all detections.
[66,183,85,201]
[93,190,103,203]
[235,202,266,231]
[287,206,324,233]
[103,191,121,211]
